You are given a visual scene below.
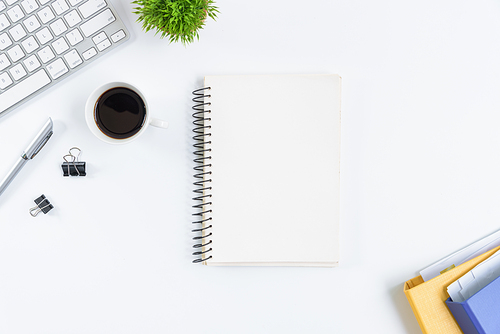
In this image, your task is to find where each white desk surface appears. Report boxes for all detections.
[1,0,499,333]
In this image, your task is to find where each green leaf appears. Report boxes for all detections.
[132,0,218,45]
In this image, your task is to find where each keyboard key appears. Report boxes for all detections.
[51,37,68,54]
[23,15,41,33]
[49,18,67,36]
[8,23,26,41]
[7,44,24,61]
[0,53,10,70]
[21,0,39,14]
[7,5,24,23]
[5,0,17,5]
[35,27,53,44]
[96,38,110,51]
[46,58,67,79]
[0,69,50,113]
[78,0,106,19]
[82,47,96,60]
[9,63,27,80]
[80,8,115,37]
[0,1,5,11]
[0,13,10,31]
[23,54,40,72]
[21,35,38,53]
[37,6,55,24]
[63,49,82,68]
[51,0,69,15]
[110,29,125,43]
[65,28,83,46]
[37,45,55,63]
[92,31,106,44]
[38,0,50,4]
[0,32,12,50]
[0,72,13,89]
[68,0,84,5]
[63,9,81,27]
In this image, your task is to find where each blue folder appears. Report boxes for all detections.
[446,275,500,334]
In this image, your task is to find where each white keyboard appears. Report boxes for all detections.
[0,0,129,118]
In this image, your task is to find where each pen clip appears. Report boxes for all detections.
[22,118,53,160]
[29,131,53,159]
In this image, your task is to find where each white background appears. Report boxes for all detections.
[1,0,500,333]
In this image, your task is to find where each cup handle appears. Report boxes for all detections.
[150,118,169,129]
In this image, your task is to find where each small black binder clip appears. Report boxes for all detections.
[29,194,54,217]
[62,147,86,177]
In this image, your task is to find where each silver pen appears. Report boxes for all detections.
[0,118,53,198]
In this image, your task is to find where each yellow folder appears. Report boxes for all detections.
[404,245,500,334]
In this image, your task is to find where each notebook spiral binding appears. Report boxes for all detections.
[192,87,213,263]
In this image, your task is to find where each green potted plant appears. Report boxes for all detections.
[132,0,219,45]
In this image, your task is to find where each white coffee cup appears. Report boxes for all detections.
[85,82,168,144]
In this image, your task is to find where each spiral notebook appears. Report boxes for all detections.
[191,74,341,267]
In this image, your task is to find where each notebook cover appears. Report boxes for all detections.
[446,275,500,334]
[197,74,341,266]
[404,246,500,334]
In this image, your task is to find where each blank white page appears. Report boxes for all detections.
[203,74,341,266]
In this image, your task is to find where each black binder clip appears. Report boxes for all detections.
[29,194,54,217]
[62,147,86,177]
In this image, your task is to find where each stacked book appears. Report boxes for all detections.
[404,230,500,334]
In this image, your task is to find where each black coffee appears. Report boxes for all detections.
[94,87,146,139]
